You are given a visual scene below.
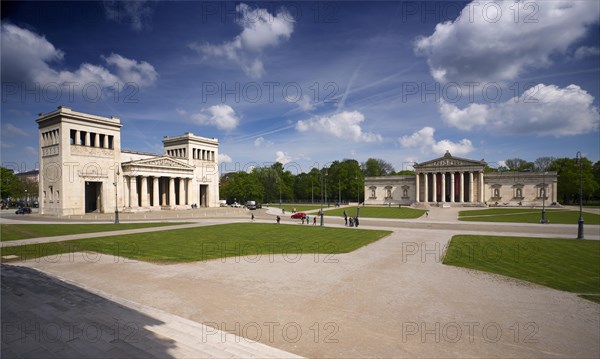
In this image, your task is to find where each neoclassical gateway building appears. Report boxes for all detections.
[365,151,558,207]
[37,107,219,216]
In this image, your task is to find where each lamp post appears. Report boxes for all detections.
[576,151,585,239]
[356,174,360,218]
[338,179,341,206]
[320,169,325,226]
[541,170,547,224]
[24,189,28,207]
[113,167,120,224]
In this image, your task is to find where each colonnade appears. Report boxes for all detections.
[122,175,194,208]
[415,171,484,203]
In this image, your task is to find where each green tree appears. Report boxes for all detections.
[1,167,23,200]
[549,157,599,204]
[361,158,395,177]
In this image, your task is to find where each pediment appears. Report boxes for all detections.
[122,156,195,170]
[414,151,485,169]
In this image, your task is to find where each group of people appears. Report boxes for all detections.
[342,210,359,227]
[300,215,317,225]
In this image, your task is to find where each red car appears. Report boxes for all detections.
[290,212,306,219]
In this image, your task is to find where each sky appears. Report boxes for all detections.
[1,0,599,175]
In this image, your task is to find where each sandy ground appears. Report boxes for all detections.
[11,223,600,358]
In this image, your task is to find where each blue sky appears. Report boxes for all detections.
[1,1,599,175]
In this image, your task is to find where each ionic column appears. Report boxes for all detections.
[468,172,474,202]
[552,182,557,203]
[169,177,176,206]
[94,133,99,147]
[84,132,90,146]
[424,173,429,202]
[129,176,138,207]
[153,177,160,207]
[441,173,446,203]
[186,178,193,206]
[140,176,149,207]
[432,173,437,202]
[179,178,186,205]
[415,173,420,202]
[75,130,81,145]
[450,172,455,203]
[479,172,484,203]
[161,179,167,206]
[103,135,108,148]
[459,172,464,203]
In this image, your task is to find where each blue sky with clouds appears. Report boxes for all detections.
[1,1,599,174]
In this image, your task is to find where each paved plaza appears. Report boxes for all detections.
[1,206,599,358]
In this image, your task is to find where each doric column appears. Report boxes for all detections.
[179,178,186,205]
[432,173,437,203]
[441,173,446,203]
[123,176,129,207]
[468,172,474,202]
[479,172,484,203]
[94,133,99,147]
[459,172,464,203]
[75,130,81,145]
[169,177,176,206]
[129,176,138,207]
[140,176,149,207]
[84,132,90,146]
[450,172,455,203]
[552,182,557,203]
[153,177,160,207]
[161,178,167,206]
[103,135,108,148]
[415,173,420,202]
[424,172,429,202]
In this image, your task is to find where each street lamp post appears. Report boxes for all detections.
[541,170,547,224]
[24,189,28,207]
[338,179,341,206]
[356,174,360,218]
[113,167,120,224]
[576,151,585,239]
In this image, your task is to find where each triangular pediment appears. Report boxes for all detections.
[122,156,195,170]
[414,151,485,169]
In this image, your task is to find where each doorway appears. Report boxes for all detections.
[199,185,208,207]
[85,181,102,213]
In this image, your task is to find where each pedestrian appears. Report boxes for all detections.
[425,211,429,218]
[355,217,359,227]
[313,216,317,225]
[306,215,310,224]
[251,213,255,222]
[344,214,348,226]
[276,215,280,224]
[301,217,305,225]
[343,209,347,217]
[349,217,354,227]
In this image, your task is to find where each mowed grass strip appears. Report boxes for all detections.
[443,235,600,295]
[1,223,392,263]
[272,204,326,212]
[458,209,600,224]
[0,223,189,242]
[323,206,425,219]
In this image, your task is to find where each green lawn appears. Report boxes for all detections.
[323,206,426,219]
[458,208,600,224]
[1,223,392,263]
[0,223,189,242]
[444,235,600,302]
[269,204,326,212]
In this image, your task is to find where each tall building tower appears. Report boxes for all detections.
[37,106,122,215]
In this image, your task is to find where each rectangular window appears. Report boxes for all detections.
[108,135,114,149]
[70,129,76,145]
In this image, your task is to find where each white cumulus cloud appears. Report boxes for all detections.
[296,111,382,143]
[1,23,157,88]
[439,84,600,136]
[254,136,273,147]
[399,127,474,156]
[415,0,600,83]
[275,150,292,165]
[218,153,233,163]
[190,3,294,78]
[179,105,240,131]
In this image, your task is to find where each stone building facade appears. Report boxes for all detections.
[365,151,558,206]
[37,107,219,216]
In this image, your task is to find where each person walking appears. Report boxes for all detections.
[355,216,359,227]
[344,214,348,226]
[251,213,255,222]
[276,215,280,224]
[306,215,310,224]
[313,216,317,225]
